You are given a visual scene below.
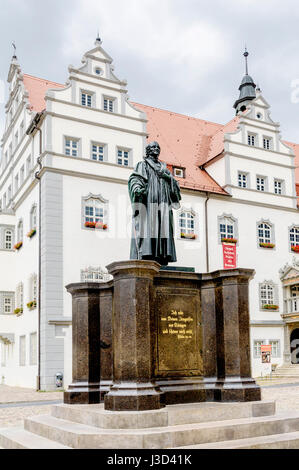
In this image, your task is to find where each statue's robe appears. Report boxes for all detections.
[128,157,181,265]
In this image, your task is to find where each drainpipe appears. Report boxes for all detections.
[205,192,210,273]
[26,112,43,391]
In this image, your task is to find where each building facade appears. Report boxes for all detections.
[1,39,299,390]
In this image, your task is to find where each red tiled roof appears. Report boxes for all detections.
[23,74,64,112]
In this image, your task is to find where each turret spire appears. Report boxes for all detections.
[244,46,249,75]
[233,47,256,113]
[12,41,17,59]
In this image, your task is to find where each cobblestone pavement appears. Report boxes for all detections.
[0,383,298,428]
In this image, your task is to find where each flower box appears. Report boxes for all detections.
[259,243,275,249]
[181,232,197,240]
[262,304,279,310]
[27,228,36,239]
[27,300,37,310]
[221,238,238,244]
[14,308,23,316]
[13,241,23,250]
[291,246,299,253]
[85,221,108,230]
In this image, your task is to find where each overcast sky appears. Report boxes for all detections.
[1,0,299,142]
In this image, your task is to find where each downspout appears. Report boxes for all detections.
[26,112,43,391]
[205,192,210,273]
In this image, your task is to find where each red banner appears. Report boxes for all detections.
[222,243,237,269]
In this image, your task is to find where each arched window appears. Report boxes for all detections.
[259,281,278,310]
[289,226,299,250]
[178,210,196,239]
[82,194,108,230]
[4,229,12,250]
[218,214,238,243]
[258,223,271,244]
[30,205,37,230]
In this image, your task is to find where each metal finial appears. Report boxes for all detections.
[12,41,17,58]
[243,46,249,75]
[96,30,101,42]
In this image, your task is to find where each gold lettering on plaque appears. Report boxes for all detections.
[161,310,194,340]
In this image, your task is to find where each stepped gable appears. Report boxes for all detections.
[23,74,64,112]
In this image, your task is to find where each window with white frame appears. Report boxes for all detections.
[30,205,37,230]
[238,172,248,188]
[253,340,265,358]
[4,229,13,250]
[117,148,130,166]
[19,335,26,366]
[30,332,37,365]
[81,267,111,283]
[103,97,114,113]
[91,143,105,162]
[84,199,104,225]
[290,226,299,249]
[259,282,278,309]
[81,91,93,107]
[16,283,24,311]
[179,210,195,238]
[256,176,266,192]
[218,215,237,242]
[258,222,272,245]
[263,137,272,150]
[65,137,79,157]
[274,179,283,195]
[17,220,23,242]
[248,133,256,146]
[4,297,12,314]
[269,340,280,358]
[173,167,185,178]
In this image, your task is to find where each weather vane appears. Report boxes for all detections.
[12,41,17,58]
[243,45,249,75]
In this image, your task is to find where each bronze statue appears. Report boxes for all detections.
[128,141,181,266]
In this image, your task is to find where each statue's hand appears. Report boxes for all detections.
[135,187,146,198]
[159,170,171,181]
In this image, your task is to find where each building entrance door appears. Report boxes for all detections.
[290,328,299,364]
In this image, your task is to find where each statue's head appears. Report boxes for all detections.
[146,141,161,161]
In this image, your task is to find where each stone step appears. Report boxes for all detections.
[176,431,299,449]
[23,412,299,449]
[51,400,275,429]
[0,426,71,449]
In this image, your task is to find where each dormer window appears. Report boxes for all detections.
[263,137,272,150]
[173,167,185,178]
[248,133,256,146]
[95,68,102,76]
[81,91,93,107]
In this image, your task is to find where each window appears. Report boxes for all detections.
[91,143,105,162]
[256,176,266,192]
[17,220,23,242]
[81,91,93,107]
[248,133,256,146]
[117,148,130,166]
[218,215,237,242]
[253,340,265,359]
[103,97,114,113]
[30,333,37,365]
[81,267,111,283]
[85,199,104,225]
[258,222,272,245]
[263,137,272,150]
[30,205,37,230]
[4,230,13,250]
[82,194,108,229]
[65,138,79,157]
[274,180,283,195]
[95,68,102,75]
[290,226,299,249]
[173,167,185,178]
[238,172,248,188]
[260,283,274,307]
[179,211,195,238]
[4,297,12,314]
[19,335,26,366]
[269,340,280,358]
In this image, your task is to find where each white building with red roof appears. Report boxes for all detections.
[1,39,299,390]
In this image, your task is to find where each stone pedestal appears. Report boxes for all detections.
[104,260,163,411]
[64,283,102,404]
[202,269,261,402]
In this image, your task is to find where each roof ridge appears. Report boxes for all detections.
[132,101,224,127]
[23,73,64,87]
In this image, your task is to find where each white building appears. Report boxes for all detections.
[1,39,299,390]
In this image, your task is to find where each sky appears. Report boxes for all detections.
[0,0,299,142]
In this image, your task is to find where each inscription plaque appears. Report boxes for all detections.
[155,290,201,375]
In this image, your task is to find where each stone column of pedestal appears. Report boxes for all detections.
[202,269,261,402]
[283,323,292,364]
[99,281,113,399]
[64,283,101,404]
[104,260,163,411]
